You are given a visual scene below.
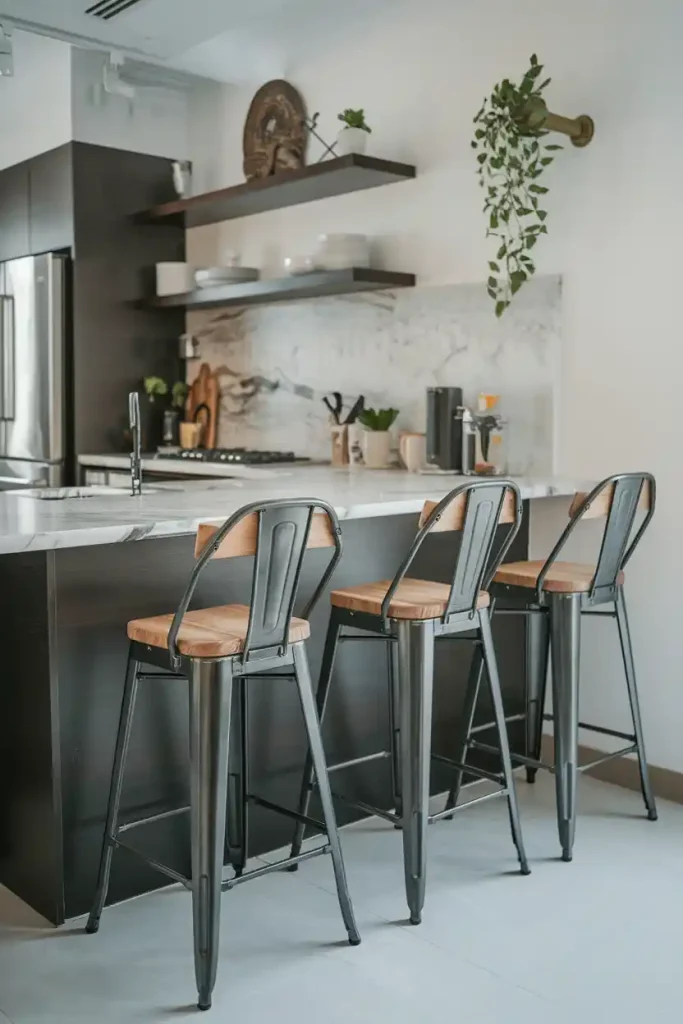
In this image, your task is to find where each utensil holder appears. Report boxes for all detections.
[330,424,349,466]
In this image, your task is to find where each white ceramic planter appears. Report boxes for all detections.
[362,429,391,469]
[336,127,368,156]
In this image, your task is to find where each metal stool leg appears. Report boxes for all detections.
[443,640,485,816]
[549,593,581,862]
[615,588,657,822]
[292,641,360,946]
[86,645,139,934]
[387,636,403,821]
[525,610,550,783]
[397,619,435,925]
[226,678,249,875]
[189,658,233,1012]
[480,608,530,875]
[289,610,341,864]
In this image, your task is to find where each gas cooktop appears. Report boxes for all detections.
[156,448,308,466]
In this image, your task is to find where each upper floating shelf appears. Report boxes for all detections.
[142,154,417,228]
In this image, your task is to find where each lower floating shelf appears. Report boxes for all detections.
[147,267,416,310]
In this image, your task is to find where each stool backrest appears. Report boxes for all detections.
[381,479,522,624]
[538,472,655,602]
[167,499,342,667]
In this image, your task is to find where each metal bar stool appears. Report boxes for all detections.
[86,499,360,1012]
[290,480,530,927]
[447,472,657,863]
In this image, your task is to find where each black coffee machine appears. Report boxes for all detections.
[426,386,474,471]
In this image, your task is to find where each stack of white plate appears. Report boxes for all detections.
[194,267,260,288]
[315,234,370,270]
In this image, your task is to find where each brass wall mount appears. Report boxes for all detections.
[521,97,595,147]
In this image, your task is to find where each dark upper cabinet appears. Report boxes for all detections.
[29,145,74,254]
[0,161,30,261]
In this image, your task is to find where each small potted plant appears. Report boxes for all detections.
[358,407,398,468]
[141,375,168,451]
[336,108,372,156]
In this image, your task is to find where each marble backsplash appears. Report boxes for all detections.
[188,275,561,474]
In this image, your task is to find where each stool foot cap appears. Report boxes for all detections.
[520,864,531,876]
[393,823,403,831]
[561,850,573,863]
[348,935,361,947]
[286,863,299,872]
[198,1002,211,1012]
[525,768,538,785]
[409,913,421,926]
[647,808,658,822]
[85,920,100,935]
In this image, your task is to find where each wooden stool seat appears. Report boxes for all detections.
[330,577,490,620]
[494,560,625,594]
[127,603,310,659]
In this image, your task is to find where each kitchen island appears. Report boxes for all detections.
[0,468,580,924]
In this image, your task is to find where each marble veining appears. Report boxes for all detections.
[0,467,582,555]
[188,276,561,475]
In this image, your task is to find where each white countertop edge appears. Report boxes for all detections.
[0,468,583,556]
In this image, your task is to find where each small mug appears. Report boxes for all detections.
[399,431,426,472]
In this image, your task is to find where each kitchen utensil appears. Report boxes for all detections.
[186,364,220,449]
[399,432,426,473]
[330,424,349,467]
[180,422,202,449]
[323,392,343,424]
[193,402,211,449]
[156,263,193,296]
[344,394,365,425]
[243,79,307,181]
[194,267,260,288]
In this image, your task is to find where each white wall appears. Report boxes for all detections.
[71,48,193,160]
[0,31,72,169]
[189,0,683,771]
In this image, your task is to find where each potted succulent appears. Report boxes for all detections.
[141,375,168,451]
[472,54,593,316]
[336,108,372,156]
[358,407,398,469]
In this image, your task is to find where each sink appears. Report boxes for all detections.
[6,486,157,500]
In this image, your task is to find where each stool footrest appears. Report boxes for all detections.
[429,788,508,823]
[328,750,392,773]
[542,714,636,743]
[113,838,191,889]
[468,739,551,773]
[577,744,637,772]
[222,845,331,890]
[248,794,325,833]
[431,752,504,786]
[331,790,400,826]
[117,804,190,835]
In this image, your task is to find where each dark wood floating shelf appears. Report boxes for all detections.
[142,154,416,228]
[147,268,416,310]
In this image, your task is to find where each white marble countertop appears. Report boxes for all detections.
[0,467,583,556]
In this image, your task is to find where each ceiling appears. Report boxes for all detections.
[0,0,402,83]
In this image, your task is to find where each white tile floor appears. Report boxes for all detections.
[1,773,681,1023]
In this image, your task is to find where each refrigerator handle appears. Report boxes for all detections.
[0,294,14,422]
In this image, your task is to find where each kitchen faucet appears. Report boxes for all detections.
[128,391,142,496]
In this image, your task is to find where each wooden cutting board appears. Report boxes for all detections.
[185,363,219,448]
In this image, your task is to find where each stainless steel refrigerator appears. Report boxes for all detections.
[0,253,66,489]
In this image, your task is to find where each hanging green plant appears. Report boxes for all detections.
[472,54,563,317]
